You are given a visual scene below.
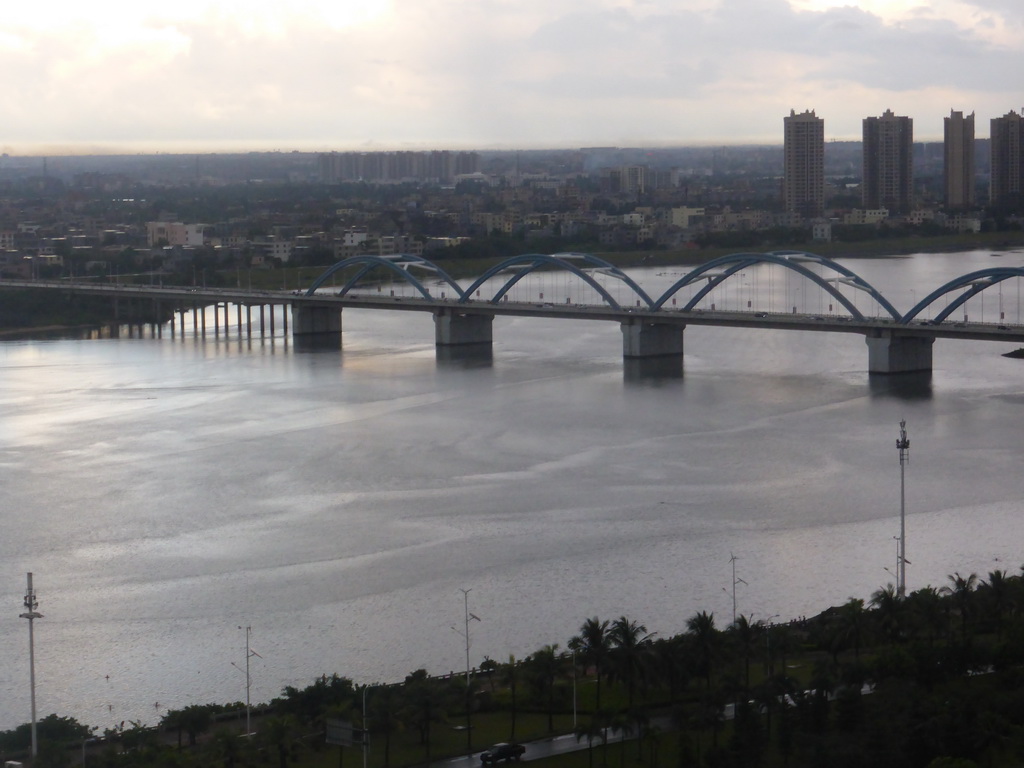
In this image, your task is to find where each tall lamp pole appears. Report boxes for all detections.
[453,589,480,755]
[20,573,43,758]
[233,626,260,735]
[454,589,481,685]
[727,553,747,625]
[896,420,910,598]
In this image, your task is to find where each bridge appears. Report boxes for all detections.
[3,250,1024,375]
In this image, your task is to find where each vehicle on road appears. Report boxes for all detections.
[480,743,525,763]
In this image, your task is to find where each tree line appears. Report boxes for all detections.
[5,567,1024,767]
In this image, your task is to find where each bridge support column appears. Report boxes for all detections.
[866,332,934,374]
[291,304,342,349]
[620,319,684,358]
[434,309,493,346]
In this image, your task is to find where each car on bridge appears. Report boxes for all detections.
[480,743,525,763]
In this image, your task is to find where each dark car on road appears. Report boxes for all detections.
[480,743,525,763]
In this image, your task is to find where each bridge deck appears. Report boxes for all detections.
[2,279,1024,343]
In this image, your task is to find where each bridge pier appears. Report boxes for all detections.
[291,304,342,349]
[620,319,684,358]
[865,331,934,374]
[434,309,493,347]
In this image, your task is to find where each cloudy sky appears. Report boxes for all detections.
[2,0,1021,154]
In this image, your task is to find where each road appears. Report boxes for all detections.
[430,717,673,767]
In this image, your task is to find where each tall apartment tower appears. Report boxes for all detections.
[862,109,914,213]
[990,110,1024,207]
[783,109,825,218]
[943,110,975,209]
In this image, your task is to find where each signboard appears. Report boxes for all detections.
[326,718,365,747]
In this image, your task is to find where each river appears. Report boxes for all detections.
[1,248,1024,732]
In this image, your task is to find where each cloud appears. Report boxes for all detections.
[2,0,1023,150]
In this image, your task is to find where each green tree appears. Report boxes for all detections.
[523,644,567,732]
[906,585,948,647]
[172,704,212,747]
[570,617,612,712]
[870,583,905,644]
[501,655,521,742]
[259,715,297,768]
[942,572,979,645]
[685,610,721,693]
[836,598,867,660]
[212,727,244,768]
[607,616,654,709]
[727,614,762,691]
[574,712,610,768]
[399,670,449,759]
[979,569,1013,637]
[367,684,401,768]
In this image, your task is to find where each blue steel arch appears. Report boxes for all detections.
[460,253,654,310]
[902,267,1024,325]
[653,251,901,321]
[305,255,467,301]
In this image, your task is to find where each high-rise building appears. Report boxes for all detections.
[990,110,1024,207]
[943,110,975,209]
[862,109,914,213]
[783,109,824,218]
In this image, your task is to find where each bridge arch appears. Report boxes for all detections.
[653,251,901,320]
[305,255,467,301]
[902,267,1024,325]
[460,252,654,310]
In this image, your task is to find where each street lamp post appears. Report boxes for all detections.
[233,626,261,735]
[20,572,43,759]
[727,553,747,626]
[452,589,480,755]
[571,649,577,729]
[243,626,252,735]
[896,420,910,598]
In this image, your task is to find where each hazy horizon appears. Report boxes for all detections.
[0,133,984,159]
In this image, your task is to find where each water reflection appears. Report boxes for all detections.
[623,355,684,382]
[868,371,934,400]
[293,332,343,352]
[436,343,494,368]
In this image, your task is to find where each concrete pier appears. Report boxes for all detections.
[291,304,343,349]
[620,319,685,358]
[434,309,493,346]
[866,331,934,374]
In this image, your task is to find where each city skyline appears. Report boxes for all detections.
[2,0,1022,155]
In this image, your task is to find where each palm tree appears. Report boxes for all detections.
[524,644,566,732]
[501,655,521,742]
[980,569,1013,636]
[836,598,867,661]
[686,610,720,692]
[212,727,242,768]
[905,585,947,647]
[607,616,654,709]
[870,583,905,644]
[574,713,610,768]
[609,710,634,768]
[942,571,979,645]
[650,636,691,706]
[259,715,296,768]
[728,614,762,691]
[570,617,612,712]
